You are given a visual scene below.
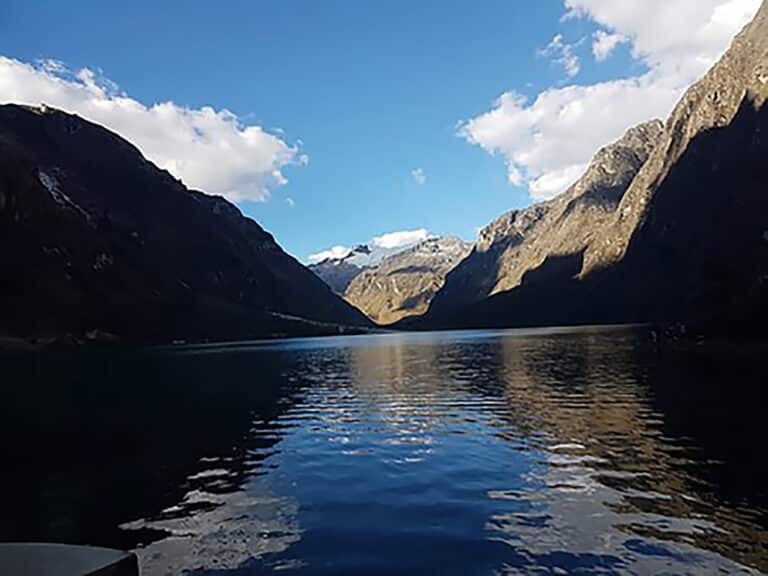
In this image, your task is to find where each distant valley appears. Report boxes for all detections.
[2,1,767,343]
[311,237,470,325]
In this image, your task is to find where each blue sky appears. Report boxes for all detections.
[0,0,758,261]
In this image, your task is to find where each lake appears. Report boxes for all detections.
[1,326,766,575]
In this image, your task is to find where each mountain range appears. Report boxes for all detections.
[1,1,767,343]
[312,237,471,325]
[426,120,664,319]
[308,243,401,295]
[417,0,768,334]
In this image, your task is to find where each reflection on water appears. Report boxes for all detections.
[1,327,766,575]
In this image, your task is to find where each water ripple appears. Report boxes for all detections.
[3,327,766,574]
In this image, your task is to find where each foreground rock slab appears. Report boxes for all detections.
[0,543,138,576]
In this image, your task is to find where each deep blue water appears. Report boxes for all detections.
[2,326,767,574]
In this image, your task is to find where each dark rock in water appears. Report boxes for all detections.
[0,105,370,343]
[420,1,768,335]
[0,543,138,575]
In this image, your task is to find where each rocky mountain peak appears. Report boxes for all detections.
[474,119,663,257]
[428,117,663,318]
[571,120,664,199]
[310,236,438,295]
[408,236,469,256]
[341,236,472,325]
[476,204,550,253]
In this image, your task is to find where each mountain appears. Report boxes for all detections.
[428,120,663,318]
[423,0,768,334]
[584,1,768,278]
[309,238,431,296]
[0,105,371,343]
[344,237,471,325]
[582,0,768,330]
[308,245,373,295]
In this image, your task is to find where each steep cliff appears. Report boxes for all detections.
[584,0,768,276]
[426,0,768,333]
[428,120,663,318]
[593,0,768,327]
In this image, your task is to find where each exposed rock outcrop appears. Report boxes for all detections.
[424,0,768,333]
[428,120,663,318]
[585,0,768,275]
[343,237,471,325]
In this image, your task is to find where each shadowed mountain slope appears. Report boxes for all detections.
[0,105,370,342]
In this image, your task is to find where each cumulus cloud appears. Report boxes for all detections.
[411,168,427,185]
[460,76,682,200]
[461,0,761,201]
[564,0,760,77]
[592,31,627,61]
[539,34,582,78]
[308,245,353,264]
[372,229,429,249]
[0,57,302,203]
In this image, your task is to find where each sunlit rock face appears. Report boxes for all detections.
[310,237,471,325]
[426,1,768,333]
[428,120,663,318]
[0,105,369,342]
[585,0,768,274]
[343,237,472,325]
[583,0,768,329]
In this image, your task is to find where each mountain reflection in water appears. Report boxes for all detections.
[1,327,766,575]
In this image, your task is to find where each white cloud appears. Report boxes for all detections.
[372,229,429,249]
[461,0,761,201]
[308,228,431,264]
[539,34,582,78]
[411,168,427,185]
[530,163,592,200]
[308,245,353,264]
[460,77,682,200]
[592,31,627,61]
[0,57,302,203]
[285,197,296,208]
[565,0,760,77]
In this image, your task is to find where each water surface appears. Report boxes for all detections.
[2,327,766,574]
